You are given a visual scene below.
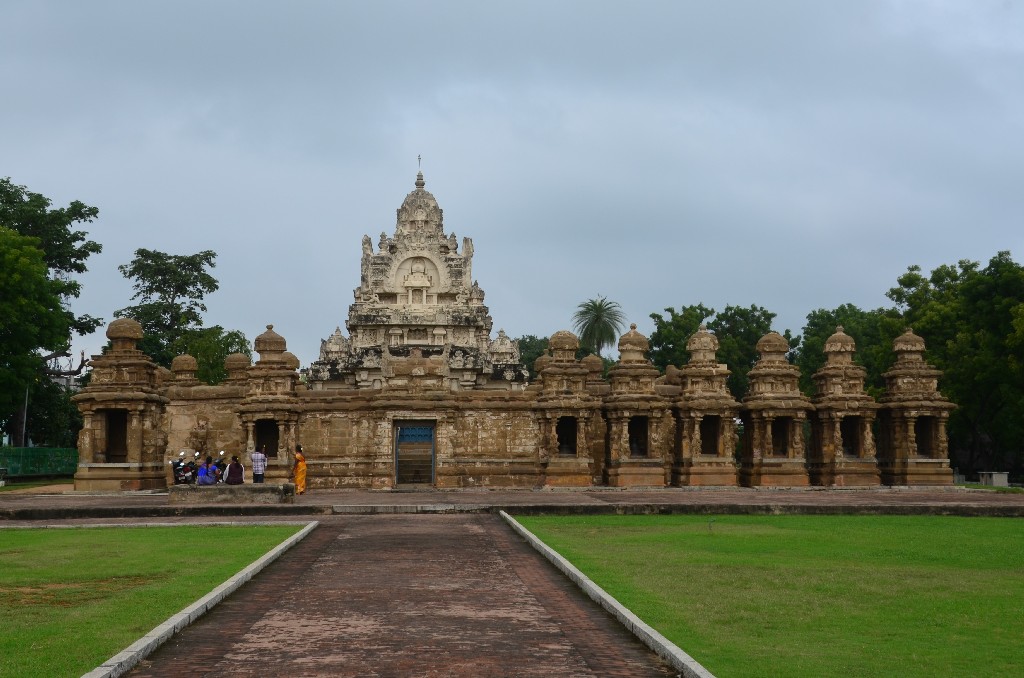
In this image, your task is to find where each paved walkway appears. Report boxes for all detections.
[127,515,675,677]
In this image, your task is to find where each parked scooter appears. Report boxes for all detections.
[214,450,227,483]
[170,451,200,485]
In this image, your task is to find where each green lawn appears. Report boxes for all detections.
[516,515,1023,678]
[0,478,73,492]
[0,525,302,677]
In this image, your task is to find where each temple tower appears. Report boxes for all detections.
[877,329,955,485]
[673,325,740,486]
[808,326,881,486]
[534,331,599,486]
[73,319,169,491]
[307,171,527,391]
[739,331,813,487]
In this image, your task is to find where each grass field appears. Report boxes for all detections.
[516,514,1023,678]
[0,525,301,677]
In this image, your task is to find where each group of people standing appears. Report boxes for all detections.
[194,444,307,494]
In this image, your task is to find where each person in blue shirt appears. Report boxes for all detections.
[197,456,218,485]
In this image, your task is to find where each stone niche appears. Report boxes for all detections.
[739,332,813,487]
[876,329,955,485]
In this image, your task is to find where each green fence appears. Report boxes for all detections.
[0,448,78,477]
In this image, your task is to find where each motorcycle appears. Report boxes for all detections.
[170,451,200,485]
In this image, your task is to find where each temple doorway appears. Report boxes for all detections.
[254,419,279,458]
[105,409,128,463]
[395,422,435,485]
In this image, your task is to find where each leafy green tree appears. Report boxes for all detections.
[1,179,102,445]
[515,334,550,379]
[0,227,68,443]
[792,304,903,398]
[888,252,1024,476]
[25,378,82,448]
[648,303,716,371]
[572,296,627,357]
[115,249,219,367]
[0,178,103,340]
[176,326,251,384]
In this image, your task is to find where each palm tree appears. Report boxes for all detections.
[572,296,627,357]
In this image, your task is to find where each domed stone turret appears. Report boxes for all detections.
[755,331,790,361]
[396,171,444,235]
[107,318,143,352]
[282,351,301,371]
[254,324,287,362]
[534,353,553,376]
[581,353,604,380]
[686,324,719,364]
[823,325,856,365]
[549,330,579,362]
[223,352,251,381]
[617,324,649,364]
[171,354,199,383]
[892,327,926,363]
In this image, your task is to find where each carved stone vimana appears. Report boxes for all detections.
[307,172,528,391]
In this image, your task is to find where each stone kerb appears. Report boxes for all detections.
[168,483,295,504]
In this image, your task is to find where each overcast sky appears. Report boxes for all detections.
[3,1,1022,367]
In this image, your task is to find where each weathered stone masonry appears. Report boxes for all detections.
[73,174,955,491]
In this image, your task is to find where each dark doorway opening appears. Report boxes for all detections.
[556,417,578,456]
[255,419,279,458]
[915,417,935,457]
[700,416,721,456]
[105,409,128,463]
[628,416,649,457]
[841,417,861,456]
[771,418,791,457]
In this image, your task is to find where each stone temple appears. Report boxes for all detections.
[72,173,956,491]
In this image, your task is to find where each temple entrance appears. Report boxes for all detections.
[255,419,279,458]
[395,422,435,485]
[700,415,721,456]
[105,409,128,463]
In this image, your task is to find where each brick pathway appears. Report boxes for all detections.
[129,515,675,677]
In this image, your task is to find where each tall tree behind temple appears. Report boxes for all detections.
[887,252,1024,477]
[114,248,250,382]
[115,248,219,367]
[572,296,627,358]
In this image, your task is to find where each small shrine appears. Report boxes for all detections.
[877,329,956,485]
[809,326,880,486]
[673,325,740,486]
[739,331,814,487]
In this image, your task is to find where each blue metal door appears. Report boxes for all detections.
[395,423,435,485]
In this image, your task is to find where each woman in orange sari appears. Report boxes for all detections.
[292,444,307,495]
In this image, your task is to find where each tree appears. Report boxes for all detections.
[515,334,550,379]
[572,296,627,357]
[0,227,68,443]
[888,252,1024,477]
[176,326,251,384]
[115,249,219,367]
[648,303,716,371]
[0,178,103,342]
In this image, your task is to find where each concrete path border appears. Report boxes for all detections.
[79,520,319,678]
[501,511,716,678]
